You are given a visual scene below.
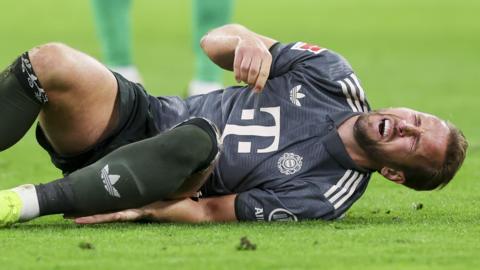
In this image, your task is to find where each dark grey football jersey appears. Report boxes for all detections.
[153,42,373,221]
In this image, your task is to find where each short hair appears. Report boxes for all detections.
[402,121,468,191]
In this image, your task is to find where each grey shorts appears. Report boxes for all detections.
[36,72,189,174]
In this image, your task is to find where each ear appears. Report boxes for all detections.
[380,167,406,184]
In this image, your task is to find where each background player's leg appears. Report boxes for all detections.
[0,119,219,226]
[188,0,234,96]
[91,0,142,83]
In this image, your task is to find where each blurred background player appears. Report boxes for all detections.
[91,0,234,95]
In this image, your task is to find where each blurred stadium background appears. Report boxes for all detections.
[0,0,479,269]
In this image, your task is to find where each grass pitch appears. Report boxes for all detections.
[1,0,479,269]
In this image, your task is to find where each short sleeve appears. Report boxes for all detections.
[235,169,372,222]
[268,42,370,113]
[234,180,334,222]
[269,42,354,81]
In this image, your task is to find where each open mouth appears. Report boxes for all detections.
[378,118,392,138]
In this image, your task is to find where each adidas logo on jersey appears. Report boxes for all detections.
[289,85,305,107]
[101,164,121,198]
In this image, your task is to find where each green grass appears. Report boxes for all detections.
[1,0,479,269]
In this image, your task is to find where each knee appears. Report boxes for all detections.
[28,42,76,91]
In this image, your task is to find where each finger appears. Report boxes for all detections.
[233,49,243,83]
[247,57,261,86]
[75,213,118,224]
[254,55,272,92]
[239,56,252,85]
[74,209,142,224]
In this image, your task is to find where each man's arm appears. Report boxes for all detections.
[200,24,277,92]
[74,194,237,224]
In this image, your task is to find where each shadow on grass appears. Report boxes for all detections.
[2,209,472,232]
[0,214,413,233]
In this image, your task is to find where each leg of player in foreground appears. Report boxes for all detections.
[0,118,219,226]
[0,43,218,226]
[0,43,118,155]
[0,42,117,224]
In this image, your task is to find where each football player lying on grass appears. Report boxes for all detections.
[0,24,467,226]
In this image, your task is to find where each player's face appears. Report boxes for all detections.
[353,108,450,170]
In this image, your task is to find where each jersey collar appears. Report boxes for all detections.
[323,111,373,173]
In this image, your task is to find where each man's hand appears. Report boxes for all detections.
[233,37,272,92]
[200,24,277,92]
[73,200,193,224]
[74,208,145,224]
[72,195,237,224]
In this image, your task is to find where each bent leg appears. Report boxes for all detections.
[30,43,119,155]
[35,118,220,216]
[0,43,119,156]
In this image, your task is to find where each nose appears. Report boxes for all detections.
[398,122,423,137]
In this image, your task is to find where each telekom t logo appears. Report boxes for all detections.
[222,107,280,153]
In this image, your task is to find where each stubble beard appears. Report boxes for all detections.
[353,113,385,166]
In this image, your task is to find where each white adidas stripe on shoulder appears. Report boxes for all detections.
[333,174,365,209]
[345,78,364,112]
[327,171,361,204]
[337,73,369,112]
[323,170,369,210]
[324,169,354,197]
[349,74,369,112]
[337,81,358,112]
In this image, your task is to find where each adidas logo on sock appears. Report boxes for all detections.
[101,164,121,198]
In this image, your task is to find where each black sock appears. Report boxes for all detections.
[35,178,75,216]
[34,118,219,216]
[0,53,48,151]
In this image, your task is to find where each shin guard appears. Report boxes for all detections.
[37,118,219,216]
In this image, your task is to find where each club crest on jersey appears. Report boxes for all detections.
[289,85,305,107]
[277,153,303,175]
